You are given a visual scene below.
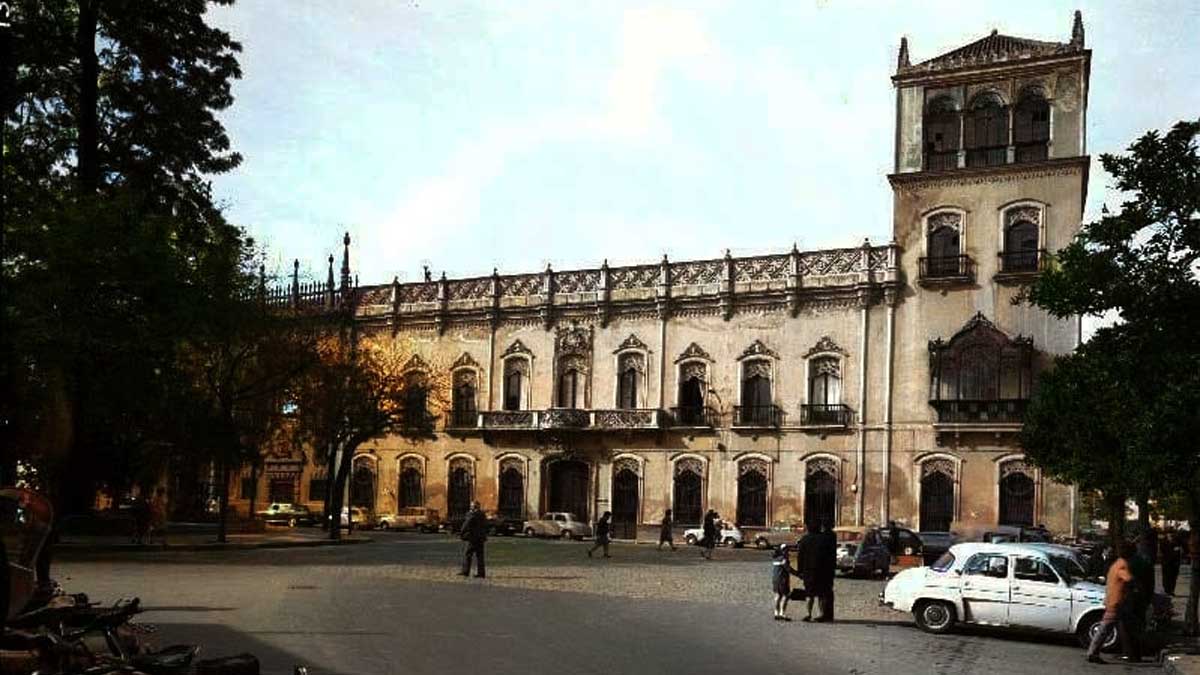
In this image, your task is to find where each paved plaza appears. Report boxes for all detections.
[56,533,1169,675]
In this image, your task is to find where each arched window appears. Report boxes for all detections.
[350,458,375,511]
[999,460,1036,526]
[616,352,643,410]
[611,458,640,540]
[739,359,773,426]
[447,458,473,519]
[929,313,1034,423]
[1003,218,1040,272]
[402,371,429,429]
[804,459,838,529]
[923,96,960,171]
[451,370,477,428]
[557,368,580,408]
[676,362,708,426]
[398,458,423,509]
[964,92,1008,168]
[498,459,524,519]
[919,459,956,532]
[736,459,768,528]
[503,358,527,411]
[1013,88,1050,163]
[808,357,842,406]
[673,459,704,527]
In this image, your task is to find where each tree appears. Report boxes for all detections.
[290,329,449,541]
[1,0,247,513]
[1022,119,1200,633]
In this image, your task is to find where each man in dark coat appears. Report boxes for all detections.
[589,511,612,558]
[815,522,838,622]
[700,510,718,560]
[796,522,823,621]
[1125,534,1155,661]
[658,509,675,551]
[458,501,488,578]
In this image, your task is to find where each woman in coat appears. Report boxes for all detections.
[588,511,612,558]
[658,509,675,550]
[700,510,718,560]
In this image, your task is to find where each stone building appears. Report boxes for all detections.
[231,14,1092,537]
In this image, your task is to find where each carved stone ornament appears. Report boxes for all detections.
[674,342,714,364]
[555,322,593,357]
[613,457,641,476]
[738,339,779,361]
[922,458,955,479]
[618,352,645,374]
[352,454,376,471]
[499,457,525,476]
[739,458,768,477]
[451,352,481,371]
[452,369,477,388]
[803,336,849,358]
[402,354,430,372]
[558,354,588,374]
[806,457,838,478]
[449,456,474,475]
[503,357,530,378]
[743,359,772,380]
[614,333,649,354]
[680,361,707,382]
[926,211,962,235]
[810,356,840,378]
[675,458,704,478]
[400,457,423,474]
[1005,205,1041,229]
[1000,459,1033,479]
[501,339,533,359]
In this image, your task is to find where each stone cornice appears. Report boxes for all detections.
[888,156,1089,193]
[891,50,1090,87]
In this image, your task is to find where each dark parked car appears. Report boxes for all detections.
[916,531,959,565]
[982,525,1052,544]
[443,511,519,536]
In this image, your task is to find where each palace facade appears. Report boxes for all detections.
[230,14,1093,538]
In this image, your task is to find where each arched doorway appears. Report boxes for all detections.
[804,459,837,529]
[999,464,1035,526]
[498,462,524,519]
[611,461,639,540]
[350,461,375,511]
[736,460,768,527]
[398,462,423,509]
[919,462,955,532]
[546,459,590,521]
[673,459,704,527]
[448,462,473,520]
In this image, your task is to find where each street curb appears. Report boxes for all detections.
[56,537,373,554]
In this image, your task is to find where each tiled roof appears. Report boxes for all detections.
[900,29,1083,76]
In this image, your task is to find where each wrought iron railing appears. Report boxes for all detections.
[670,406,716,428]
[999,250,1046,274]
[447,409,479,429]
[919,255,975,281]
[592,409,661,429]
[929,399,1028,424]
[539,409,591,429]
[924,150,959,172]
[733,405,782,428]
[480,410,536,429]
[800,403,853,427]
[966,146,1007,168]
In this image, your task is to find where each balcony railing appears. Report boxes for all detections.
[930,399,1028,424]
[540,408,591,429]
[800,403,854,427]
[998,249,1046,274]
[966,146,1007,168]
[919,255,975,282]
[592,409,663,430]
[481,410,537,430]
[924,150,959,172]
[447,409,480,429]
[733,404,782,428]
[670,406,717,428]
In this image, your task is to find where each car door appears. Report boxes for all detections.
[1007,557,1072,632]
[959,552,1011,626]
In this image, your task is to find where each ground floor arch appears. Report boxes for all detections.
[736,459,768,527]
[804,457,838,529]
[611,459,640,539]
[544,458,591,522]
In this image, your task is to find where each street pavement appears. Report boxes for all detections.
[57,532,1167,675]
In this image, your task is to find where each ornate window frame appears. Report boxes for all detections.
[612,335,650,409]
[500,340,534,412]
[733,452,774,526]
[553,323,594,409]
[912,451,963,528]
[450,353,482,418]
[397,453,427,507]
[802,336,849,407]
[495,452,530,519]
[674,343,713,409]
[798,452,842,527]
[921,206,968,258]
[669,452,709,518]
[994,453,1042,526]
[735,340,778,407]
[997,199,1047,255]
[610,452,646,530]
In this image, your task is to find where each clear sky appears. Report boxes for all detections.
[207,1,1200,287]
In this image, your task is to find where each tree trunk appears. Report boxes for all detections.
[247,462,259,520]
[1105,491,1126,550]
[322,449,336,531]
[1185,489,1199,636]
[75,0,99,192]
[327,441,348,542]
[216,454,230,544]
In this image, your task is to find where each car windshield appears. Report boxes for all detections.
[930,552,955,572]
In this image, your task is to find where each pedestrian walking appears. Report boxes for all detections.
[796,522,821,621]
[1161,532,1182,596]
[1087,541,1137,664]
[588,512,612,558]
[771,544,801,621]
[458,501,488,578]
[700,510,718,560]
[1123,533,1155,661]
[130,493,150,545]
[657,509,675,550]
[816,521,837,622]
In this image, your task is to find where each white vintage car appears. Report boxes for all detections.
[881,542,1116,649]
[683,521,745,548]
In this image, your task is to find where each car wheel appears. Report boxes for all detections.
[684,534,697,546]
[913,600,956,634]
[1077,613,1119,651]
[288,518,297,528]
[379,521,390,531]
[525,527,536,537]
[755,537,768,550]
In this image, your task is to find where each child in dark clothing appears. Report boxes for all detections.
[772,544,800,621]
